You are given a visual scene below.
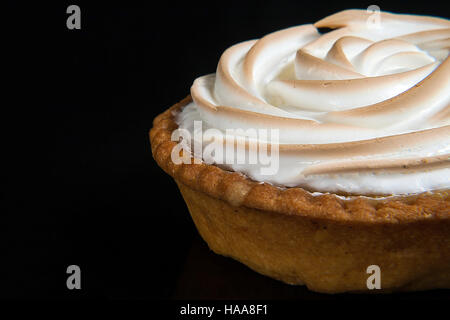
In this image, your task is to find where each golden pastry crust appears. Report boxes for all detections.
[150,96,450,293]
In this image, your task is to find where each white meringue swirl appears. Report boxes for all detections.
[177,10,450,195]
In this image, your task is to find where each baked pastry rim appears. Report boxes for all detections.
[150,95,450,224]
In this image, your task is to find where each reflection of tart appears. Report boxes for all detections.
[151,10,450,293]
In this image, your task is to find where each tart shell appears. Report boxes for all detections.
[150,96,450,293]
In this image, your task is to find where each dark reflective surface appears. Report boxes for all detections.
[173,233,450,301]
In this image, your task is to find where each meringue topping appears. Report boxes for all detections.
[177,10,450,195]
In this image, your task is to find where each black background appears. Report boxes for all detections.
[2,0,449,303]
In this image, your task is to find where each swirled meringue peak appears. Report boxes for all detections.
[177,9,450,195]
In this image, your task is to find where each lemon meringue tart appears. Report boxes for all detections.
[150,10,450,293]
